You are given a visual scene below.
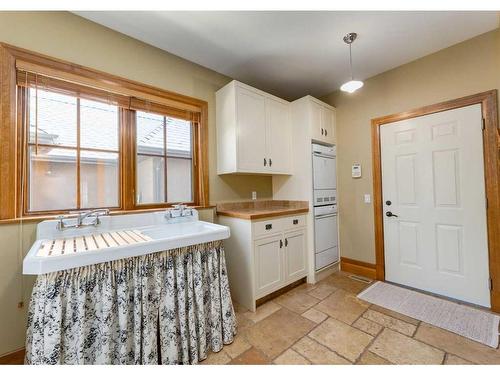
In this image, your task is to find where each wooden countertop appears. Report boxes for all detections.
[216,200,309,220]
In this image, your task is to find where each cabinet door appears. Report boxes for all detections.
[284,229,307,281]
[321,106,335,143]
[236,87,267,172]
[266,98,291,174]
[254,234,284,297]
[310,100,323,141]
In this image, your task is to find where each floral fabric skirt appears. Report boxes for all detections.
[25,240,236,364]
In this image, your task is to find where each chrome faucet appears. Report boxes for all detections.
[56,209,110,231]
[165,204,194,219]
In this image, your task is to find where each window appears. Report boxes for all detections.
[136,111,193,205]
[27,89,120,213]
[0,44,208,220]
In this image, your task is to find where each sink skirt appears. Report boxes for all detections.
[25,240,236,364]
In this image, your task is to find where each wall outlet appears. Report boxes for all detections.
[364,194,371,204]
[252,191,257,200]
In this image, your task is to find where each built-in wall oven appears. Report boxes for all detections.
[312,143,338,271]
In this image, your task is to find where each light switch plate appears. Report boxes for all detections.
[252,191,257,200]
[364,194,371,203]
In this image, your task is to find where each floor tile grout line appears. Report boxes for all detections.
[273,348,311,365]
[305,330,355,364]
[442,352,448,365]
[361,308,419,337]
[266,307,329,362]
[374,327,448,365]
[412,320,422,338]
[354,327,390,365]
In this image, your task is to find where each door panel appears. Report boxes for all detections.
[266,99,291,173]
[381,104,490,307]
[433,149,460,207]
[310,101,322,141]
[315,247,339,270]
[236,87,267,172]
[285,229,307,280]
[312,156,336,189]
[314,214,338,253]
[254,234,284,297]
[321,106,335,142]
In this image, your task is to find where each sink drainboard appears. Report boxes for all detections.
[37,230,152,257]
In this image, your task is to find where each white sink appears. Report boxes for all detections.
[23,210,230,275]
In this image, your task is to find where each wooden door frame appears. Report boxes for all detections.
[371,90,500,312]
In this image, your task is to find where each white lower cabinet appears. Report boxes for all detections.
[255,234,284,297]
[285,229,307,281]
[219,214,307,311]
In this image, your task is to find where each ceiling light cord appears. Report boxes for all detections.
[349,42,353,81]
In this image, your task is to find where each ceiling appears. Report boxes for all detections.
[75,11,499,100]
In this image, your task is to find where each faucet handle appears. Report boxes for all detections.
[69,210,88,218]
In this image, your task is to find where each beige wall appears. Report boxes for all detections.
[321,28,500,264]
[0,11,272,356]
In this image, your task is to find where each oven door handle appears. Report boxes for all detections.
[313,153,336,159]
[314,213,337,219]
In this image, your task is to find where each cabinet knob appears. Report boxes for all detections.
[285,238,288,247]
[264,158,267,166]
[269,158,272,167]
[280,239,283,248]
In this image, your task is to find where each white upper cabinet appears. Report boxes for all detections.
[307,97,336,144]
[236,87,267,172]
[320,105,335,143]
[266,98,291,173]
[216,81,292,175]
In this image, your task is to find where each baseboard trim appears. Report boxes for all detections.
[340,257,376,280]
[0,348,25,365]
[256,277,306,307]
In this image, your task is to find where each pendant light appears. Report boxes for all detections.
[340,32,364,93]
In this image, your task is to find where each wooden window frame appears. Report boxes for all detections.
[371,90,500,312]
[133,110,197,208]
[19,87,123,215]
[0,43,209,221]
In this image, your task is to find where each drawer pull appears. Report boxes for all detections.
[285,238,288,247]
[265,224,272,230]
[280,239,283,248]
[293,219,299,225]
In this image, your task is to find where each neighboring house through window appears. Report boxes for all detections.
[136,111,193,205]
[28,89,119,212]
[0,43,209,220]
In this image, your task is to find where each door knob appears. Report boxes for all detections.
[386,200,392,206]
[386,211,398,217]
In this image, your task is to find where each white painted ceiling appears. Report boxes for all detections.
[75,11,498,100]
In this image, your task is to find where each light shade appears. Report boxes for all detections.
[340,80,364,93]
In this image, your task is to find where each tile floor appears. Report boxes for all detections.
[201,271,500,365]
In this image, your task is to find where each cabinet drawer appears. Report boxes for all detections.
[253,219,283,238]
[283,215,306,231]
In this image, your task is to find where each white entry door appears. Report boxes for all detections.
[381,104,490,307]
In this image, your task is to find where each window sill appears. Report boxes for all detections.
[0,205,216,225]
